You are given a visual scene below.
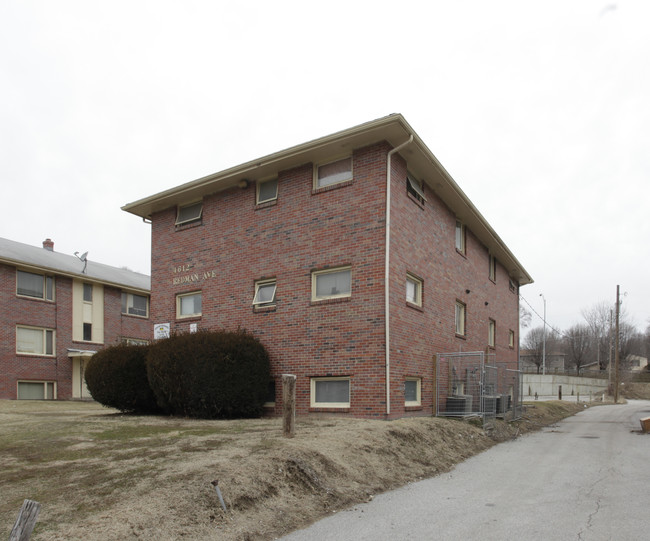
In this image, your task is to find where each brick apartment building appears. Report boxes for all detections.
[0,237,151,400]
[123,114,532,419]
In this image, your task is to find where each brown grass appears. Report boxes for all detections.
[1,398,587,540]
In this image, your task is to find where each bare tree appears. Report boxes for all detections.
[582,301,611,370]
[523,326,560,374]
[564,324,592,375]
[520,305,532,330]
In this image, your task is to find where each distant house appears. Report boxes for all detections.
[625,355,648,372]
[0,237,151,400]
[122,114,532,419]
[520,349,566,373]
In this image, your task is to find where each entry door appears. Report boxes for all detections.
[72,357,92,399]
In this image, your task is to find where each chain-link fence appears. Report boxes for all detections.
[436,352,522,428]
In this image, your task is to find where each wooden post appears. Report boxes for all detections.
[282,374,296,438]
[9,499,41,541]
[558,385,562,401]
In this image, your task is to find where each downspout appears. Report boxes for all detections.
[385,135,413,416]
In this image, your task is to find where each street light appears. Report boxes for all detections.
[540,293,547,376]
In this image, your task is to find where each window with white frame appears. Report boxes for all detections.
[122,292,149,317]
[489,254,497,281]
[455,301,466,336]
[122,337,149,346]
[509,329,515,349]
[455,221,466,254]
[176,291,202,318]
[257,178,278,204]
[310,377,350,408]
[175,200,203,226]
[17,381,55,400]
[405,377,421,406]
[406,173,426,204]
[16,326,55,356]
[406,273,423,306]
[312,267,351,301]
[488,319,496,348]
[83,283,93,302]
[315,157,352,188]
[16,270,54,301]
[253,279,277,307]
[83,323,92,342]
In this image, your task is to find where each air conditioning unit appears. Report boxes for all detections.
[446,394,473,415]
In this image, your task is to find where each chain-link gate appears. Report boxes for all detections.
[436,352,523,429]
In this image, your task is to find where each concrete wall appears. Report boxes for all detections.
[523,374,608,399]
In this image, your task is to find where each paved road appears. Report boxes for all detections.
[281,401,650,541]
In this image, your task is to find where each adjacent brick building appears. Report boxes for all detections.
[123,114,532,419]
[0,237,151,400]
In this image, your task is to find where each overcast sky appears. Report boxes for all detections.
[2,1,648,336]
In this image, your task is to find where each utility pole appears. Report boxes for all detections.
[614,285,620,403]
[540,294,547,375]
[608,309,613,393]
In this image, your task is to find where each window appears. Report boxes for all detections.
[17,381,55,400]
[122,337,149,346]
[257,178,278,204]
[312,267,351,301]
[122,292,149,317]
[488,319,496,348]
[455,221,465,254]
[83,323,92,342]
[175,200,203,226]
[176,291,202,318]
[405,377,422,407]
[489,254,496,282]
[406,273,423,306]
[16,326,55,356]
[253,279,277,307]
[455,301,466,336]
[83,283,93,302]
[16,270,54,301]
[265,380,276,407]
[509,279,517,293]
[310,377,350,408]
[406,173,426,204]
[509,330,515,349]
[315,157,352,188]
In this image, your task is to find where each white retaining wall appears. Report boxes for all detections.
[523,374,608,399]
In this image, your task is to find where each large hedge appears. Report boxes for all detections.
[146,329,270,419]
[85,343,160,413]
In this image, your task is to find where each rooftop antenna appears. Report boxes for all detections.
[74,251,89,274]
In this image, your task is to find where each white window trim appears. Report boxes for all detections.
[122,292,149,318]
[488,319,496,348]
[16,269,55,301]
[176,291,202,318]
[310,377,351,408]
[405,377,422,407]
[406,273,423,307]
[406,173,427,202]
[509,329,515,349]
[455,301,466,336]
[253,279,277,306]
[311,266,352,301]
[314,156,353,189]
[455,221,466,254]
[489,254,497,281]
[175,200,203,226]
[16,325,55,356]
[256,177,278,204]
[17,380,57,400]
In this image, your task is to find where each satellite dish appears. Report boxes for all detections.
[80,251,88,261]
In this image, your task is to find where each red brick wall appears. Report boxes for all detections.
[151,143,391,417]
[149,141,520,419]
[389,154,520,417]
[0,263,151,400]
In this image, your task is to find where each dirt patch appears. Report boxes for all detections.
[1,399,585,540]
[620,382,650,400]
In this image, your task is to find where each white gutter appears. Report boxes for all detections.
[385,135,413,416]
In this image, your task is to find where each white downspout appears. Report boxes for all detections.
[385,135,413,416]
